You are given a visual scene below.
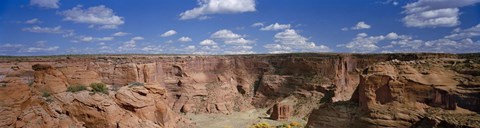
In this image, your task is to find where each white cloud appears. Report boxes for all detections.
[112,32,129,36]
[194,29,255,54]
[260,23,291,31]
[210,29,255,45]
[178,36,193,42]
[0,44,24,53]
[251,22,264,27]
[22,46,59,53]
[342,21,371,31]
[30,0,59,9]
[264,29,330,53]
[160,30,177,37]
[25,18,42,24]
[118,37,144,51]
[224,45,255,54]
[73,36,114,42]
[211,29,243,39]
[22,26,64,34]
[351,21,371,30]
[179,0,256,20]
[445,24,480,39]
[339,32,411,52]
[200,39,217,46]
[59,5,125,29]
[224,38,254,45]
[402,0,480,28]
[132,36,144,40]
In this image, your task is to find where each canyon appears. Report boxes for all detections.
[0,53,479,128]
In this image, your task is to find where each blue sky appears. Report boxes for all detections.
[1,0,480,55]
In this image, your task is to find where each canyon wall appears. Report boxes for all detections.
[307,57,480,128]
[0,53,465,127]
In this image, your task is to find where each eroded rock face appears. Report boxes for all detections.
[0,65,190,128]
[307,58,480,128]
[0,53,470,127]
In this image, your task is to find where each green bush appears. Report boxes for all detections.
[41,90,53,102]
[128,82,144,87]
[90,83,108,94]
[67,84,87,93]
[41,91,51,97]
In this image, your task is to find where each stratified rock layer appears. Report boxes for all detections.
[307,58,480,128]
[0,53,476,127]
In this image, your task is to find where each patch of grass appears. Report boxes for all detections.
[67,84,87,93]
[127,82,144,87]
[90,83,108,94]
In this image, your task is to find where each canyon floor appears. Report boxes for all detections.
[185,108,306,128]
[0,53,479,128]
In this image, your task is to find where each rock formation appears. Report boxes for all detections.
[0,53,478,127]
[307,58,480,128]
[269,103,292,120]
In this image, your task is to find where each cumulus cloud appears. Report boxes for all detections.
[211,29,254,45]
[351,21,371,30]
[73,36,114,42]
[0,44,24,54]
[264,29,330,53]
[22,46,59,53]
[59,5,125,29]
[112,32,129,36]
[25,18,42,24]
[211,29,243,39]
[445,24,480,40]
[260,23,291,31]
[342,21,371,31]
[160,30,177,37]
[178,36,193,42]
[199,39,217,46]
[179,0,256,20]
[340,26,480,53]
[402,0,480,28]
[339,32,411,52]
[118,37,144,51]
[22,26,64,34]
[30,0,59,9]
[192,29,255,54]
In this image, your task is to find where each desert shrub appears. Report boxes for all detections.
[28,81,34,86]
[41,90,53,102]
[67,84,87,93]
[128,82,144,87]
[1,83,6,87]
[289,121,301,127]
[249,122,271,128]
[90,83,108,94]
[275,121,302,128]
[41,91,51,97]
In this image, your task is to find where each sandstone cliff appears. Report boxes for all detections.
[307,58,480,128]
[0,53,472,127]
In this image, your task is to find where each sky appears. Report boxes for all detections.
[0,0,480,56]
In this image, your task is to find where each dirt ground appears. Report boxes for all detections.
[184,108,307,128]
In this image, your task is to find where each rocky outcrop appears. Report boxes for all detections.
[307,58,480,128]
[0,53,473,127]
[269,103,292,120]
[0,64,190,127]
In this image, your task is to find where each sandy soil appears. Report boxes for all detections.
[184,108,306,128]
